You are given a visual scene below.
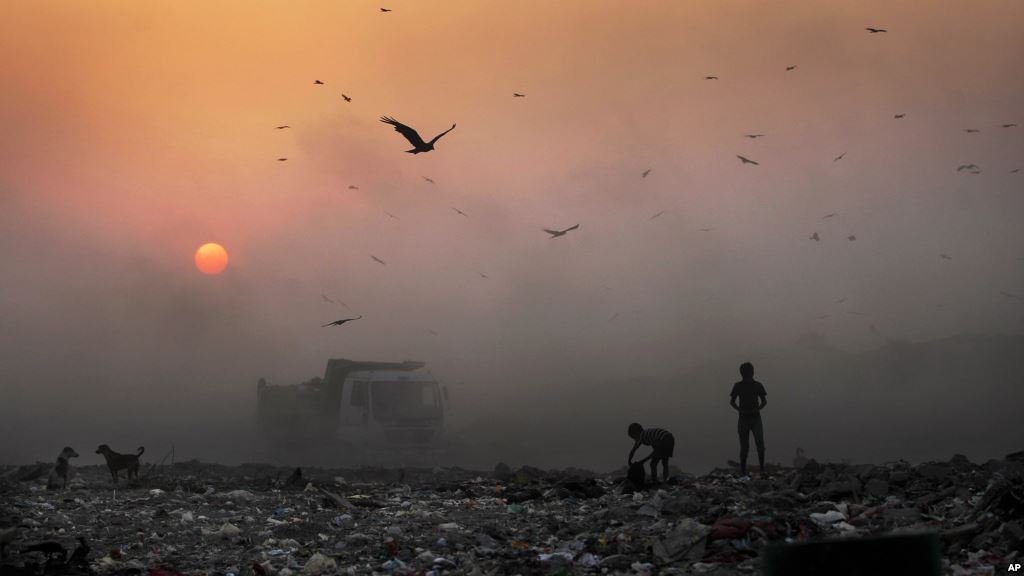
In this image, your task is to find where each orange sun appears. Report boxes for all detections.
[195,242,229,275]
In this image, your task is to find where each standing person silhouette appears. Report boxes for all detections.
[730,362,767,477]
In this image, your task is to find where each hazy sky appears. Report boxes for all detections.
[1,1,1022,468]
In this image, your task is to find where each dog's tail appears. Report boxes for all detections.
[137,446,145,456]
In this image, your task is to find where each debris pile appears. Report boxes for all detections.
[1,453,1021,575]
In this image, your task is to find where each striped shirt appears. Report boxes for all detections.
[637,427,673,445]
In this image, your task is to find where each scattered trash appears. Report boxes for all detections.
[0,455,1020,574]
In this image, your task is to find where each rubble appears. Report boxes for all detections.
[0,453,1021,575]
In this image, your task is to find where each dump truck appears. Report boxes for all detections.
[257,359,448,452]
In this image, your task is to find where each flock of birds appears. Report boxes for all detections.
[265,13,1021,332]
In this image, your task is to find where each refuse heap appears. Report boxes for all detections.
[1,453,1021,575]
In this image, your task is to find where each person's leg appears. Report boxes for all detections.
[738,418,750,476]
[661,458,669,483]
[649,456,660,483]
[753,417,765,474]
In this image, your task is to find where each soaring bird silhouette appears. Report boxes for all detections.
[835,298,847,304]
[810,232,820,242]
[894,113,905,119]
[698,227,715,232]
[380,7,392,12]
[1003,123,1018,128]
[964,128,981,133]
[274,125,290,129]
[823,212,838,219]
[866,27,887,33]
[847,235,857,241]
[371,255,386,265]
[607,312,620,323]
[322,294,335,304]
[1011,168,1021,174]
[543,224,580,238]
[322,316,362,327]
[1000,291,1023,300]
[650,210,665,220]
[277,157,288,162]
[380,116,456,154]
[737,155,759,165]
[348,185,360,190]
[478,271,489,279]
[642,169,652,178]
[384,211,399,220]
[422,176,435,184]
[745,134,765,139]
[513,93,526,98]
[957,163,980,172]
[786,65,797,71]
[940,253,952,260]
[451,207,468,217]
[833,152,847,162]
[342,94,352,102]
[314,80,324,85]
[705,76,718,80]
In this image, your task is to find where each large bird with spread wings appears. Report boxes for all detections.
[380,116,456,154]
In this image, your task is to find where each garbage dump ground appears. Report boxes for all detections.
[2,453,1021,575]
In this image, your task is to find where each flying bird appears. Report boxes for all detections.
[704,76,718,80]
[277,158,288,162]
[422,176,435,184]
[940,253,952,260]
[322,316,363,327]
[810,232,820,242]
[847,235,857,241]
[1011,168,1020,174]
[957,163,980,172]
[451,207,468,217]
[543,224,580,238]
[833,152,847,162]
[964,128,981,133]
[848,311,871,317]
[384,211,399,219]
[322,294,335,304]
[274,125,290,130]
[698,227,715,232]
[314,80,324,85]
[786,65,797,71]
[371,255,386,265]
[428,329,439,337]
[642,169,652,178]
[380,7,391,12]
[1002,123,1017,128]
[817,315,830,320]
[380,116,456,154]
[894,114,905,119]
[348,185,359,190]
[865,27,887,33]
[607,312,620,323]
[737,155,759,165]
[513,93,526,98]
[822,213,838,219]
[650,210,665,220]
[342,94,352,102]
[478,271,489,279]
[835,298,847,304]
[1000,291,1023,300]
[744,134,765,139]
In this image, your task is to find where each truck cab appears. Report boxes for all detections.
[338,369,445,449]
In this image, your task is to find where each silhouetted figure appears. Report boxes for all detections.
[704,76,718,80]
[371,255,387,265]
[894,113,905,119]
[314,80,324,85]
[380,7,392,12]
[342,94,352,102]
[627,423,675,484]
[737,155,759,166]
[513,93,526,98]
[730,362,767,476]
[833,152,846,162]
[379,116,456,154]
[786,65,797,71]
[745,134,765,139]
[650,210,665,220]
[865,27,887,33]
[274,125,290,129]
[642,169,652,178]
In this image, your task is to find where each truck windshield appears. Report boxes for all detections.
[371,381,441,421]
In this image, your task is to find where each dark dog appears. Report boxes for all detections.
[47,446,79,490]
[95,445,144,483]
